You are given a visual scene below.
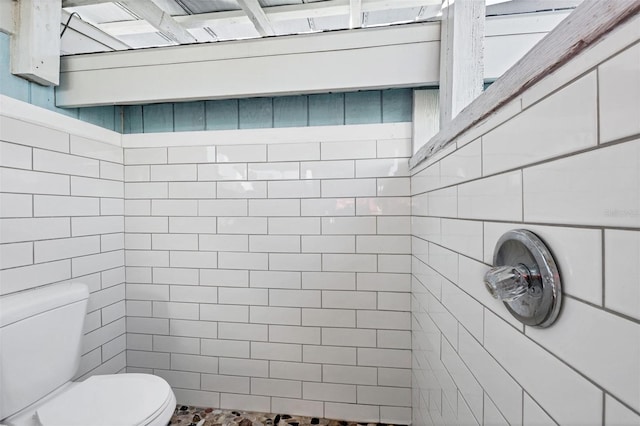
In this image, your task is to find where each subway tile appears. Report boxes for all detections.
[249,235,300,253]
[173,389,219,408]
[270,361,322,382]
[218,252,267,270]
[269,324,320,344]
[321,217,376,235]
[411,163,440,195]
[485,311,603,424]
[357,348,411,368]
[218,322,267,341]
[459,170,522,221]
[441,277,483,342]
[171,354,218,374]
[199,234,248,252]
[201,339,249,358]
[125,165,150,182]
[356,159,409,178]
[0,242,33,269]
[268,143,320,162]
[33,149,99,178]
[151,199,197,216]
[72,216,123,237]
[125,250,169,267]
[169,217,217,234]
[217,144,266,163]
[269,290,321,308]
[322,179,376,198]
[198,163,247,181]
[0,259,70,295]
[322,254,377,272]
[324,365,377,385]
[201,374,249,393]
[170,251,218,268]
[356,236,411,254]
[124,148,167,165]
[153,301,199,320]
[599,43,640,143]
[377,368,411,387]
[251,378,302,398]
[325,403,379,423]
[200,304,248,323]
[248,199,300,216]
[33,195,99,217]
[300,160,354,179]
[321,290,376,309]
[72,250,124,278]
[378,293,411,311]
[71,176,123,198]
[441,339,483,422]
[304,382,356,403]
[605,230,640,320]
[377,139,411,159]
[125,216,168,233]
[220,394,270,413]
[301,198,355,217]
[302,308,355,327]
[302,271,355,290]
[168,146,216,164]
[124,200,150,216]
[440,218,483,260]
[356,197,410,216]
[357,272,411,292]
[217,181,267,199]
[199,199,247,216]
[170,285,217,303]
[250,306,300,325]
[377,217,410,235]
[527,298,639,412]
[485,222,603,305]
[302,236,354,253]
[126,350,169,369]
[200,269,249,287]
[321,140,376,160]
[154,369,200,389]
[357,311,410,330]
[427,186,457,218]
[250,270,300,289]
[219,358,269,378]
[249,162,299,180]
[0,167,69,195]
[0,116,69,153]
[101,266,125,287]
[0,141,31,169]
[605,394,640,426]
[153,335,200,354]
[126,301,152,318]
[377,178,410,197]
[125,182,168,199]
[269,218,320,235]
[251,342,301,362]
[380,406,411,425]
[271,398,323,418]
[219,287,268,305]
[0,218,70,243]
[357,386,411,407]
[170,319,218,339]
[125,267,152,283]
[483,72,597,175]
[127,283,169,301]
[321,328,376,348]
[458,327,523,425]
[101,198,124,215]
[439,139,482,187]
[0,193,32,218]
[523,139,640,227]
[269,180,320,198]
[168,182,216,199]
[523,394,556,426]
[150,164,197,181]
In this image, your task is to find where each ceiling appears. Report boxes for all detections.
[59,0,583,56]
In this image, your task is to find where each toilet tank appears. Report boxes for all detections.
[0,283,89,420]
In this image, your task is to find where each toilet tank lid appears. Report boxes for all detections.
[0,283,89,327]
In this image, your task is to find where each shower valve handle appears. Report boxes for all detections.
[484,264,532,302]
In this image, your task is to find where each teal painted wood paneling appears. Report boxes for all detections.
[239,97,273,129]
[308,93,344,126]
[205,99,239,130]
[0,32,29,103]
[30,83,56,111]
[143,103,174,132]
[174,101,205,131]
[382,89,412,122]
[345,91,382,124]
[274,95,308,128]
[78,106,117,131]
[124,105,144,134]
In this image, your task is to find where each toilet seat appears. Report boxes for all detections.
[34,374,174,426]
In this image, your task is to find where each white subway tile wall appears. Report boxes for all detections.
[0,115,125,380]
[124,134,412,422]
[411,35,640,425]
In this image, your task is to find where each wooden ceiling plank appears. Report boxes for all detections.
[236,0,276,36]
[117,0,196,43]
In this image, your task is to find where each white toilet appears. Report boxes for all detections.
[0,283,176,426]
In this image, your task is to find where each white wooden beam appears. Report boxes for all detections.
[0,0,15,34]
[96,0,441,36]
[61,9,132,51]
[57,23,440,107]
[236,0,276,37]
[438,0,485,127]
[412,89,439,155]
[411,0,640,168]
[350,0,363,28]
[62,0,112,6]
[11,0,62,86]
[117,0,196,44]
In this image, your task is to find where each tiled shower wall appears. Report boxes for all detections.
[410,22,640,426]
[0,107,126,380]
[122,125,413,423]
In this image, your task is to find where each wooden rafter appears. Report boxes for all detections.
[349,0,363,28]
[117,0,196,44]
[236,0,276,37]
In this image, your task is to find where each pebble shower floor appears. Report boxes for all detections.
[169,406,407,426]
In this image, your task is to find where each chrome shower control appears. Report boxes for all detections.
[485,230,562,328]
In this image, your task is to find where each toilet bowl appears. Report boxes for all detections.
[0,283,176,426]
